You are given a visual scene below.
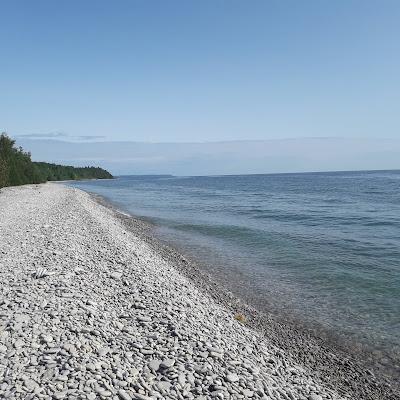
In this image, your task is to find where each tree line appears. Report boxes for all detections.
[0,133,113,188]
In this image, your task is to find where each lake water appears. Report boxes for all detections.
[69,170,400,363]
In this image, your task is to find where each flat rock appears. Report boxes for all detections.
[148,359,162,371]
[110,272,123,280]
[226,373,239,383]
[160,358,175,369]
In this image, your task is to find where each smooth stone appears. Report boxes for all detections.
[118,389,132,400]
[242,389,254,397]
[14,339,24,348]
[148,359,161,372]
[160,359,175,369]
[133,394,152,400]
[98,347,110,356]
[23,378,38,391]
[137,316,151,323]
[156,381,171,391]
[14,314,30,323]
[226,373,239,383]
[309,395,323,400]
[53,391,67,399]
[41,335,53,343]
[140,349,154,355]
[110,272,123,280]
[178,373,186,386]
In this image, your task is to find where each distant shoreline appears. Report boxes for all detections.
[114,168,400,179]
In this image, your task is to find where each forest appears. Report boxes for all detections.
[0,133,113,188]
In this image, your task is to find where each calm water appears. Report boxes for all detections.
[70,171,400,358]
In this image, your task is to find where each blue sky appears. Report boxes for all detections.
[1,1,400,142]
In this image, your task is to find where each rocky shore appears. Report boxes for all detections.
[0,184,397,400]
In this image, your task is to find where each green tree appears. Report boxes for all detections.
[0,132,112,188]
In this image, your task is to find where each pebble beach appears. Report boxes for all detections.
[0,183,398,400]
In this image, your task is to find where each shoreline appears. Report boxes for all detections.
[0,183,398,400]
[89,190,399,399]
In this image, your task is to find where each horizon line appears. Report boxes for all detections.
[116,168,400,178]
[15,136,400,145]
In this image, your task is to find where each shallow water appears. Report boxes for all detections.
[69,170,400,358]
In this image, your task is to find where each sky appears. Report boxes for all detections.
[1,0,400,143]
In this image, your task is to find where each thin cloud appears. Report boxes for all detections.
[16,132,68,139]
[76,135,106,140]
[16,132,106,141]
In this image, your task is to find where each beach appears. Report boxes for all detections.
[0,183,397,400]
